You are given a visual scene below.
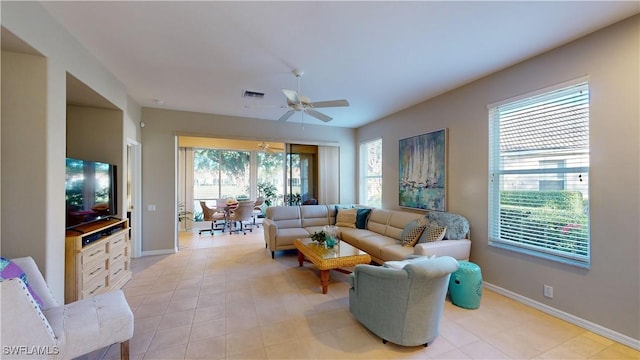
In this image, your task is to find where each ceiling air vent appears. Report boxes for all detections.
[242,90,265,99]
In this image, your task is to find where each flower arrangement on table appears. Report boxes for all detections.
[310,230,338,248]
[310,230,326,244]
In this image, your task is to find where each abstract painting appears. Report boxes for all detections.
[399,128,447,211]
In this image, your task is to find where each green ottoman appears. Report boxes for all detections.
[448,261,482,309]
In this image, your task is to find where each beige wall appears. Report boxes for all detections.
[1,2,141,301]
[357,15,640,341]
[67,105,126,218]
[1,51,50,277]
[139,108,356,253]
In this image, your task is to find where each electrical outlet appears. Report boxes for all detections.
[543,284,554,298]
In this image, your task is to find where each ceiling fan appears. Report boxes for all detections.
[257,141,284,153]
[278,69,349,123]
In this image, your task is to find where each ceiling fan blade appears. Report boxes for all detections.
[278,110,296,122]
[282,89,300,104]
[305,109,333,122]
[310,99,349,108]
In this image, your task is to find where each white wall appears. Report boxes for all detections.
[357,15,640,342]
[140,108,356,253]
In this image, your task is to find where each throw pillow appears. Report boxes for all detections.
[0,257,44,308]
[355,208,372,229]
[334,205,353,223]
[335,208,357,228]
[418,224,447,243]
[400,218,427,247]
[383,259,413,270]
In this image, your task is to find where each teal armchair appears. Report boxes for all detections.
[348,256,459,347]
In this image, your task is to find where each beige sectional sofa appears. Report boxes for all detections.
[262,204,470,264]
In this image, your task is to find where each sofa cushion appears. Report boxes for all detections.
[418,224,447,243]
[340,228,377,248]
[274,227,312,246]
[0,257,44,308]
[336,208,357,228]
[385,211,423,240]
[266,206,302,228]
[380,244,415,262]
[300,205,330,227]
[355,208,372,229]
[400,218,427,247]
[357,235,399,260]
[366,209,391,234]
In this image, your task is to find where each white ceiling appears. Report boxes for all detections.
[39,1,638,128]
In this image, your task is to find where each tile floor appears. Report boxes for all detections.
[84,226,639,360]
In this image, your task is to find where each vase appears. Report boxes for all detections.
[323,225,340,245]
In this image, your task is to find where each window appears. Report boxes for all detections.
[488,80,590,267]
[193,148,250,200]
[360,138,382,207]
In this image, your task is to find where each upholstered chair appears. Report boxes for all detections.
[252,196,265,228]
[198,200,226,235]
[348,256,459,347]
[228,200,255,234]
[1,257,134,359]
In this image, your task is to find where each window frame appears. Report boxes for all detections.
[359,137,382,208]
[488,78,591,268]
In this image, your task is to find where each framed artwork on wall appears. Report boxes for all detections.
[399,128,448,211]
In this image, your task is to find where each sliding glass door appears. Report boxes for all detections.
[193,148,251,201]
[286,144,317,205]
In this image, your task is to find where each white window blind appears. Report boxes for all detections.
[360,138,382,207]
[488,80,590,266]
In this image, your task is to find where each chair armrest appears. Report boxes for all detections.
[11,256,58,309]
[262,219,277,246]
[413,239,471,260]
[0,279,58,350]
[351,264,409,292]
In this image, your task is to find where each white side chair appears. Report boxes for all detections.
[1,256,134,360]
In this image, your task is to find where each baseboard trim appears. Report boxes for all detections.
[141,248,176,257]
[483,282,640,350]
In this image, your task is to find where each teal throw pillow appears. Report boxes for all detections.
[355,208,372,229]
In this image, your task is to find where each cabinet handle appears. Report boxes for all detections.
[89,267,103,276]
[113,239,122,245]
[89,284,102,295]
[114,254,122,260]
[89,249,102,257]
[113,268,122,276]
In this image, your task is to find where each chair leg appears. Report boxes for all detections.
[120,340,130,360]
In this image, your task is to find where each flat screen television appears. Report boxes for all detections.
[65,157,117,229]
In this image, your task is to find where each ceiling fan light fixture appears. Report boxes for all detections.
[278,71,349,123]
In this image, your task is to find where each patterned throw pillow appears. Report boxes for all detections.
[418,224,447,243]
[400,218,427,247]
[0,257,44,308]
[336,208,357,228]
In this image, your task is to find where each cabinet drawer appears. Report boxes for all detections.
[109,258,128,280]
[109,233,127,250]
[82,275,108,299]
[82,261,108,287]
[81,242,108,269]
[110,247,127,263]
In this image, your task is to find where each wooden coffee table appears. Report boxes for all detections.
[294,238,371,294]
